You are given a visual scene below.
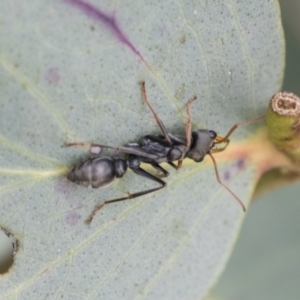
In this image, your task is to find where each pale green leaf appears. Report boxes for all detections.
[0,1,284,299]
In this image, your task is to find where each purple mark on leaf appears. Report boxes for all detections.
[44,68,60,85]
[236,158,245,170]
[223,158,247,181]
[55,179,83,207]
[223,170,231,181]
[65,211,81,226]
[55,179,72,202]
[63,0,148,66]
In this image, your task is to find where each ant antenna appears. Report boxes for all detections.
[208,114,265,210]
[208,152,246,211]
[215,114,265,145]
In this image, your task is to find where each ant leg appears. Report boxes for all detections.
[166,160,183,170]
[167,161,183,170]
[212,136,230,152]
[64,142,102,154]
[142,135,171,147]
[150,163,170,178]
[184,96,197,147]
[140,81,173,145]
[208,152,246,211]
[85,167,166,224]
[168,161,179,170]
[66,141,160,161]
[177,160,183,169]
[214,114,265,145]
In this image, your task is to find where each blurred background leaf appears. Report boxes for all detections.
[210,1,300,299]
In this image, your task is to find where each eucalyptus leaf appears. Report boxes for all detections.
[0,1,284,299]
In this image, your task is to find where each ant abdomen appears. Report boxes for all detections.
[67,157,127,188]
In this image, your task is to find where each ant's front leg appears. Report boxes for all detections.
[63,142,102,154]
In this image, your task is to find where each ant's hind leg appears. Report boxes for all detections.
[65,141,160,161]
[184,96,197,148]
[140,81,173,146]
[63,142,102,154]
[85,167,166,224]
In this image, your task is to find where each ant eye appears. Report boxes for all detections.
[209,130,217,139]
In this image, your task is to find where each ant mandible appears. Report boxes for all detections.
[66,82,264,224]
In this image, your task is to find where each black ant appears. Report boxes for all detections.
[65,82,264,224]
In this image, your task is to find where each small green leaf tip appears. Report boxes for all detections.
[266,92,300,163]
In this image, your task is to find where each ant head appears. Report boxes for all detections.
[187,130,217,162]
